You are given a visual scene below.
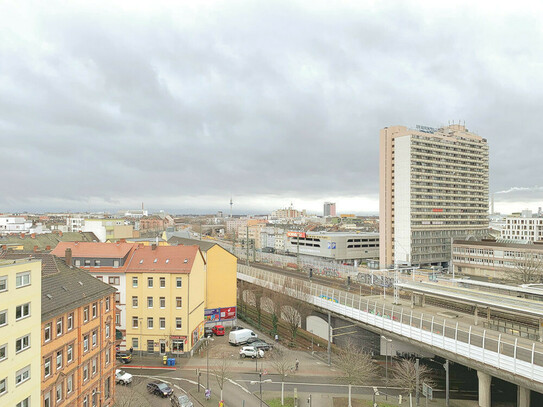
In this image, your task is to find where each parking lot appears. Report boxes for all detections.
[115,376,174,407]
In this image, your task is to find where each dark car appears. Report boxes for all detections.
[204,327,213,338]
[251,340,273,351]
[171,394,194,407]
[230,325,244,331]
[116,352,132,364]
[147,381,174,398]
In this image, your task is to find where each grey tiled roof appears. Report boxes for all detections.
[167,237,217,252]
[1,252,116,321]
[41,257,116,321]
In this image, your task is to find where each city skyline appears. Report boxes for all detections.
[1,1,542,214]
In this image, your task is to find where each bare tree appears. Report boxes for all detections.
[212,352,233,401]
[280,277,312,343]
[503,251,543,285]
[335,339,378,385]
[391,358,435,397]
[114,377,149,407]
[262,288,284,336]
[269,348,296,405]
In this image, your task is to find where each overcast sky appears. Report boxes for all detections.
[1,0,542,215]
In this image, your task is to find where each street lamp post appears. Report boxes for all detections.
[250,372,271,407]
[206,337,214,391]
[381,335,393,399]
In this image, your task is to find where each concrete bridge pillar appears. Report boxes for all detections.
[517,386,531,407]
[539,318,543,342]
[477,371,491,407]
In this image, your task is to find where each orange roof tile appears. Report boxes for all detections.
[51,241,136,258]
[125,245,201,273]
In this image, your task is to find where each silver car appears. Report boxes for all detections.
[171,394,193,407]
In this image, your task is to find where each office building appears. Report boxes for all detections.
[500,211,543,242]
[323,202,337,217]
[379,124,489,267]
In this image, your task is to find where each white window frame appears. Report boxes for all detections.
[56,382,63,402]
[147,317,153,329]
[15,365,30,385]
[0,377,5,396]
[132,277,138,288]
[176,318,182,329]
[105,323,110,339]
[83,364,89,381]
[0,309,6,327]
[92,357,97,375]
[83,335,89,352]
[15,303,30,320]
[0,343,6,362]
[15,334,30,353]
[105,348,110,365]
[176,297,182,309]
[0,276,7,292]
[16,396,30,407]
[132,296,138,308]
[44,323,51,342]
[147,277,153,288]
[92,303,97,318]
[15,271,31,288]
[160,277,166,288]
[160,297,166,308]
[132,317,139,328]
[92,331,97,347]
[132,337,139,349]
[176,277,182,288]
[67,344,73,363]
[56,317,63,336]
[67,374,73,394]
[84,307,89,322]
[105,296,110,312]
[67,313,73,331]
[159,317,165,329]
[147,297,153,308]
[44,357,51,377]
[56,350,62,369]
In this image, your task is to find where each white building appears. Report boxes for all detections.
[0,217,33,235]
[501,211,543,242]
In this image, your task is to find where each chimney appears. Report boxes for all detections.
[33,245,38,252]
[120,238,126,243]
[138,243,144,249]
[65,248,73,266]
[20,233,25,238]
[46,245,51,251]
[152,243,157,250]
[59,231,63,237]
[31,233,36,239]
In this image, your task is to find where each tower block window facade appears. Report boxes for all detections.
[379,124,489,267]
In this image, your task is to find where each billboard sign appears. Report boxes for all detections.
[220,306,236,320]
[287,231,306,238]
[204,308,221,322]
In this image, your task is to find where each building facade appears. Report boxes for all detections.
[500,213,543,243]
[124,245,206,356]
[453,239,543,281]
[285,231,379,262]
[323,202,337,217]
[0,258,42,407]
[379,124,489,267]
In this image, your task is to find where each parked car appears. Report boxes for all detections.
[116,352,132,364]
[171,394,194,407]
[239,346,264,359]
[229,328,257,345]
[115,369,133,385]
[204,327,213,338]
[147,381,174,398]
[251,340,273,351]
[230,325,244,331]
[212,325,225,336]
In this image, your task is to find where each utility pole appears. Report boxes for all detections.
[444,359,450,407]
[327,311,331,366]
[416,358,420,406]
[246,225,250,266]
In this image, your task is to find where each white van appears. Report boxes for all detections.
[229,328,257,345]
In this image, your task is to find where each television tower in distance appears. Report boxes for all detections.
[229,197,233,218]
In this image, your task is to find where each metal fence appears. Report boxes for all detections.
[238,264,543,385]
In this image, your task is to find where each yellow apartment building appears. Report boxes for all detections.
[124,245,206,356]
[167,237,238,325]
[0,258,42,407]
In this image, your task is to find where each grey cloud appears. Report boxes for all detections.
[1,1,542,213]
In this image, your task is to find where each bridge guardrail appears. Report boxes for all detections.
[238,264,543,385]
